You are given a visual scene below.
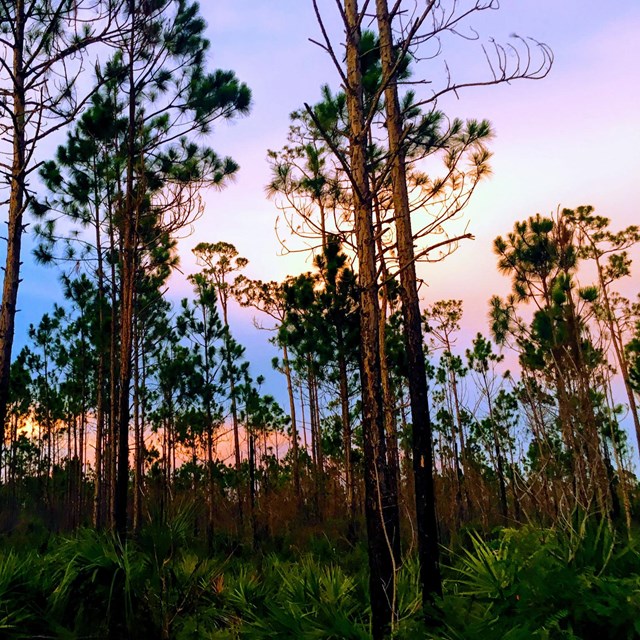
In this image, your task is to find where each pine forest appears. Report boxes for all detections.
[0,1,639,638]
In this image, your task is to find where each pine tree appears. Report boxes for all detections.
[0,0,122,463]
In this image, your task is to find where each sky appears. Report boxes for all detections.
[8,0,640,423]
[182,0,640,367]
[184,0,640,306]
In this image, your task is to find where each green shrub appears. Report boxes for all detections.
[434,520,640,640]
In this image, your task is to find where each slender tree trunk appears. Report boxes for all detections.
[248,428,257,547]
[483,373,509,524]
[376,285,402,558]
[107,211,119,531]
[443,363,465,528]
[345,2,400,634]
[307,363,320,515]
[162,414,169,521]
[45,353,52,503]
[92,109,104,530]
[509,448,522,523]
[67,414,73,526]
[373,192,403,530]
[141,346,149,526]
[132,322,142,534]
[206,424,215,543]
[219,301,243,527]
[80,388,86,526]
[9,414,17,489]
[115,215,135,538]
[300,381,309,454]
[283,345,301,506]
[376,0,441,606]
[312,369,324,500]
[447,356,471,520]
[114,7,138,536]
[337,351,356,527]
[0,0,26,464]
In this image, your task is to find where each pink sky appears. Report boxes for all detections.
[169,1,640,335]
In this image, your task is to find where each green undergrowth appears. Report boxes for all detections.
[431,519,640,640]
[0,516,638,638]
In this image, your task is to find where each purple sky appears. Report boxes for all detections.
[172,1,640,338]
[177,0,640,289]
[10,1,640,441]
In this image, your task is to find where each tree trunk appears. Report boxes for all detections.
[345,2,400,635]
[307,364,321,516]
[483,373,509,523]
[376,0,442,605]
[283,344,301,506]
[0,0,26,459]
[337,351,356,527]
[248,428,257,547]
[114,7,138,536]
[373,191,403,535]
[132,321,142,534]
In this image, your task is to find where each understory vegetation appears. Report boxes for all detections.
[1,515,639,639]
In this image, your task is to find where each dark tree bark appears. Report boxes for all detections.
[375,0,442,605]
[344,2,400,635]
[0,0,26,466]
[283,344,302,505]
[114,0,138,535]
